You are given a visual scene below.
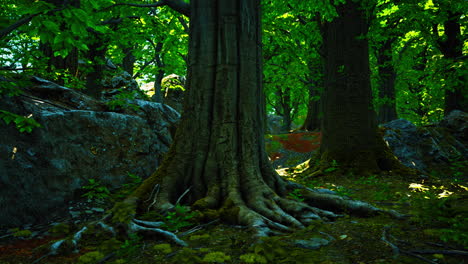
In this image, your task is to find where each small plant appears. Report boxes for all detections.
[81,179,110,201]
[162,204,196,232]
[106,89,142,111]
[0,110,41,133]
[118,233,142,256]
[122,172,142,188]
[324,159,339,173]
[410,187,468,247]
[288,189,304,202]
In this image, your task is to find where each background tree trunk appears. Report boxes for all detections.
[376,40,397,123]
[317,1,402,174]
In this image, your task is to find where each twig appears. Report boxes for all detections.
[146,184,160,212]
[402,251,438,264]
[128,221,187,246]
[175,187,191,205]
[381,226,400,258]
[180,219,220,237]
[409,249,468,256]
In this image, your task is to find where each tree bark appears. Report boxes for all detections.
[376,40,397,123]
[315,1,404,174]
[83,32,107,98]
[437,11,466,115]
[107,0,405,238]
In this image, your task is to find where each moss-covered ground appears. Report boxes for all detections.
[0,134,466,264]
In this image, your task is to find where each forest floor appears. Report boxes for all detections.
[0,133,467,264]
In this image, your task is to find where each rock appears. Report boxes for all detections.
[266,114,285,135]
[0,77,180,228]
[381,116,467,172]
[161,74,185,113]
[293,237,330,250]
[102,71,139,91]
[439,110,467,141]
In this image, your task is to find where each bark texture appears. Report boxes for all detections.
[131,0,298,234]
[376,40,397,123]
[315,1,404,175]
[109,1,404,238]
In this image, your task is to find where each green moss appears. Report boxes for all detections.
[219,199,240,224]
[239,253,267,263]
[10,229,32,238]
[77,251,105,264]
[110,197,138,224]
[202,251,231,263]
[48,223,70,237]
[153,243,172,254]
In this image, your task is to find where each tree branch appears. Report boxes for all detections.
[0,14,37,40]
[104,0,190,17]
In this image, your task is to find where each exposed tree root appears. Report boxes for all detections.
[380,226,468,264]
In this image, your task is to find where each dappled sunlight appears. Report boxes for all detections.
[408,182,464,198]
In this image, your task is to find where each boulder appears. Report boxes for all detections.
[381,115,467,172]
[0,77,179,228]
[161,74,185,113]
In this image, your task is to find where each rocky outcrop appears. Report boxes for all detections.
[161,74,185,113]
[0,77,179,228]
[381,111,467,173]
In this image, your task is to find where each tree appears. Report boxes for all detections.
[309,0,407,175]
[431,0,467,115]
[109,0,401,239]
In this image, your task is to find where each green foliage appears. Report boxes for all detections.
[410,187,468,247]
[106,90,143,111]
[447,156,467,183]
[118,233,142,257]
[355,175,394,200]
[162,204,196,232]
[81,179,110,201]
[288,189,304,202]
[0,110,41,133]
[0,79,22,97]
[324,160,339,174]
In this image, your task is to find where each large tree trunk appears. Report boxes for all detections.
[314,1,403,174]
[106,0,404,240]
[131,0,298,234]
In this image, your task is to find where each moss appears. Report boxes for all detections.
[153,243,172,254]
[202,251,231,263]
[110,197,138,224]
[48,223,70,237]
[219,199,241,224]
[77,251,105,264]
